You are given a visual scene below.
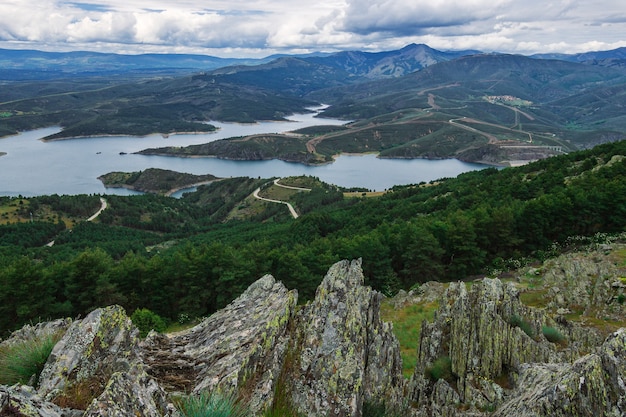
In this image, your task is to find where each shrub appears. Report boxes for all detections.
[52,377,105,410]
[425,356,453,382]
[177,392,248,417]
[131,308,167,338]
[0,332,60,386]
[542,326,566,344]
[509,314,535,338]
[363,400,387,417]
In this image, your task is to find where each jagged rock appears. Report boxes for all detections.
[37,305,140,407]
[391,281,445,309]
[539,248,624,320]
[0,319,71,348]
[287,259,404,417]
[83,363,177,417]
[4,256,625,417]
[494,328,626,416]
[142,273,297,415]
[409,278,559,413]
[0,384,81,417]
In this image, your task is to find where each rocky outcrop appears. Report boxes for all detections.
[83,363,176,417]
[540,248,625,321]
[407,276,607,415]
[494,328,626,416]
[1,257,625,417]
[0,385,81,417]
[37,306,140,404]
[286,259,404,416]
[35,305,174,416]
[142,273,298,415]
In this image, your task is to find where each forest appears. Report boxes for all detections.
[0,140,625,336]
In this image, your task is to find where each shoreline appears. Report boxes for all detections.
[98,177,221,197]
[135,148,508,167]
[41,129,219,142]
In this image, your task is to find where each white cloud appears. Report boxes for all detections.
[0,0,624,56]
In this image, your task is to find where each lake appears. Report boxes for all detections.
[0,109,488,197]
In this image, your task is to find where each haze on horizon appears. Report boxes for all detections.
[0,0,625,58]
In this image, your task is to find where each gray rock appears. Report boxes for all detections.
[287,259,404,417]
[37,305,140,404]
[0,384,81,417]
[494,328,626,416]
[83,363,178,417]
[142,273,298,415]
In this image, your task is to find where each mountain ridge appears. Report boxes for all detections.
[2,43,626,80]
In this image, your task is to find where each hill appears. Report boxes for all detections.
[135,54,626,165]
[2,46,626,157]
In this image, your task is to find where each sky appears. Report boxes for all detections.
[0,0,625,57]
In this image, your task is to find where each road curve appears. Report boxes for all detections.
[253,187,300,219]
[87,197,108,221]
[253,178,313,219]
[46,197,108,246]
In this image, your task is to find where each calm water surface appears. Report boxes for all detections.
[0,110,487,196]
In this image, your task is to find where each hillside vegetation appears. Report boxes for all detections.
[2,51,626,163]
[1,140,625,336]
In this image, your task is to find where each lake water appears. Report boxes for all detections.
[0,109,487,197]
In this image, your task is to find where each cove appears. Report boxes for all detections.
[0,110,487,197]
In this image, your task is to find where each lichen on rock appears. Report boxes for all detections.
[37,305,140,406]
[287,259,404,417]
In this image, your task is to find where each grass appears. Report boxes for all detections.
[542,326,567,345]
[519,289,548,308]
[380,300,439,378]
[52,377,106,410]
[509,314,535,338]
[0,331,61,386]
[425,356,453,382]
[258,184,300,201]
[177,392,248,417]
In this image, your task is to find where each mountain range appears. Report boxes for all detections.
[2,43,626,80]
[2,43,626,163]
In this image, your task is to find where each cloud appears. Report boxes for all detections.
[341,0,510,35]
[0,0,624,56]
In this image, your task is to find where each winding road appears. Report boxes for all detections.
[45,197,108,247]
[87,197,108,221]
[252,178,310,219]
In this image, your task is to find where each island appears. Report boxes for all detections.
[98,168,219,195]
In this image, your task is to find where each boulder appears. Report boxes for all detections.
[0,384,81,417]
[83,363,177,417]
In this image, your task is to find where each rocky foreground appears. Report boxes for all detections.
[1,254,625,416]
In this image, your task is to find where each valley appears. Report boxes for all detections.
[1,44,626,417]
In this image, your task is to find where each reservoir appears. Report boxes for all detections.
[0,110,487,197]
